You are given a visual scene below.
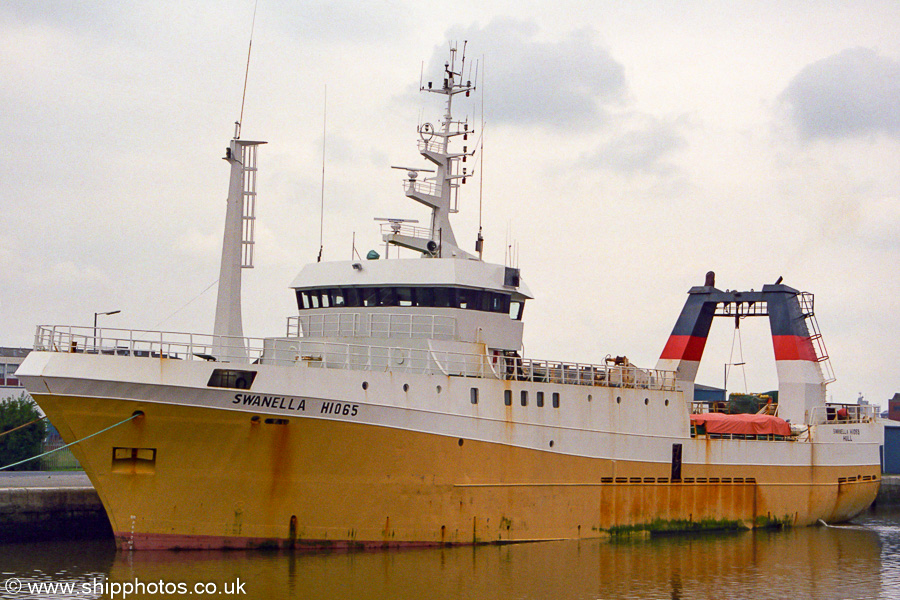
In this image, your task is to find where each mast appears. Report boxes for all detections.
[212,124,266,361]
[386,44,477,259]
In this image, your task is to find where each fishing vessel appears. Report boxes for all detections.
[17,47,882,550]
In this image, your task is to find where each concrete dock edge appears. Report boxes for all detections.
[0,480,111,542]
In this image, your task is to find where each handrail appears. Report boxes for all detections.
[404,179,441,197]
[495,355,676,390]
[810,403,877,425]
[379,222,434,240]
[287,312,458,340]
[33,325,264,365]
[32,325,676,391]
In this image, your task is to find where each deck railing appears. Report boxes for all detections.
[32,325,676,391]
[810,403,878,425]
[33,325,265,364]
[287,313,457,340]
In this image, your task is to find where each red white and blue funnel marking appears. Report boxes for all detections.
[657,274,826,424]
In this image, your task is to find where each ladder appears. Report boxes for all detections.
[240,143,258,268]
[799,292,836,384]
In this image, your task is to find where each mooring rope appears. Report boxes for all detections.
[0,414,49,440]
[0,412,141,471]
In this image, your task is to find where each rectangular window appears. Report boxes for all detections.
[504,390,512,406]
[379,287,398,306]
[477,290,491,311]
[414,287,435,307]
[552,392,560,408]
[344,288,361,307]
[362,288,379,307]
[491,293,511,314]
[510,300,524,320]
[320,291,330,308]
[207,369,257,390]
[537,391,544,407]
[300,291,311,309]
[309,291,321,309]
[520,390,528,406]
[397,287,413,307]
[434,287,453,308]
[330,288,345,307]
[470,388,479,404]
[456,289,470,309]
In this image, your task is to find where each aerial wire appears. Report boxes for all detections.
[152,279,220,330]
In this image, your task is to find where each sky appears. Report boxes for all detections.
[2,1,898,408]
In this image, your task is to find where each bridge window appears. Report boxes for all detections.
[361,288,379,307]
[414,287,435,306]
[296,286,524,317]
[378,287,398,307]
[510,300,524,320]
[329,288,345,307]
[397,288,414,307]
[433,287,453,308]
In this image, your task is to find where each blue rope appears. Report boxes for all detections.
[0,413,140,471]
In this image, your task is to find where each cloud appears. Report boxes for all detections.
[433,19,626,129]
[269,0,413,44]
[780,48,900,140]
[851,196,900,250]
[579,116,687,175]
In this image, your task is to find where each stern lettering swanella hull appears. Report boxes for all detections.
[16,45,882,550]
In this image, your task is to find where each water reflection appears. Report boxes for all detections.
[2,509,898,600]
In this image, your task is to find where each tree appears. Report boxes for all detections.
[0,392,47,471]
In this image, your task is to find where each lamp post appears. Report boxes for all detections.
[93,310,121,349]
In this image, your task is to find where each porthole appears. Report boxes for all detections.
[665,399,670,407]
[403,383,409,392]
[644,398,649,405]
[362,381,369,390]
[616,396,622,404]
[436,385,442,394]
[549,440,555,448]
[458,438,464,447]
[588,394,592,402]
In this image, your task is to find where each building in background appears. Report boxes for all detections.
[888,393,900,422]
[1,347,30,398]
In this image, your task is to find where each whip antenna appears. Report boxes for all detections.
[475,56,485,259]
[318,85,327,262]
[236,0,259,138]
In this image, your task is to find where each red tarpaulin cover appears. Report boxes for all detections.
[690,412,791,436]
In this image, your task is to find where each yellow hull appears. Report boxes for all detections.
[36,392,879,550]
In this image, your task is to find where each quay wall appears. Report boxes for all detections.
[0,486,111,541]
[875,475,900,506]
